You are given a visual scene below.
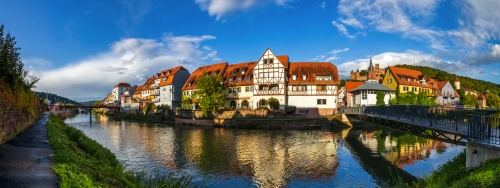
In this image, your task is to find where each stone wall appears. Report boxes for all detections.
[466,142,500,168]
[0,109,44,144]
[174,117,329,129]
[176,110,307,119]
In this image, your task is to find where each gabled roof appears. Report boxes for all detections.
[133,85,144,95]
[388,66,428,87]
[437,81,449,90]
[182,62,228,90]
[143,77,156,91]
[287,62,340,85]
[350,82,394,93]
[156,66,189,87]
[276,55,289,69]
[114,82,131,88]
[222,62,257,86]
[345,81,364,93]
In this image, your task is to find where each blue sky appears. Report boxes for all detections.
[1,0,499,101]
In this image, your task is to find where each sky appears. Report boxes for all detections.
[1,0,500,101]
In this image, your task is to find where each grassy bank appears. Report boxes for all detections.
[393,150,500,188]
[46,114,190,188]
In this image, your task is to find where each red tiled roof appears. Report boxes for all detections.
[222,62,257,86]
[114,82,131,88]
[388,66,429,88]
[454,76,460,82]
[437,81,448,90]
[133,85,144,95]
[182,62,228,90]
[287,62,340,85]
[276,55,289,69]
[156,66,189,87]
[345,81,363,93]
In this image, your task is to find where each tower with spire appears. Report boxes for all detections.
[454,76,460,90]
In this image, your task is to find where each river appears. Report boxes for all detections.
[64,114,464,187]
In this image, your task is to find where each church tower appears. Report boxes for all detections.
[454,76,460,90]
[367,57,376,80]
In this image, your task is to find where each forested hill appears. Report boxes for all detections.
[395,65,500,95]
[34,91,82,105]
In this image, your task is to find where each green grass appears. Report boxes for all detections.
[391,150,500,188]
[46,114,191,188]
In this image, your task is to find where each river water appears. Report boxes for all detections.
[64,114,464,187]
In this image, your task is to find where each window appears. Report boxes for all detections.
[302,74,307,80]
[233,69,238,74]
[238,77,242,82]
[259,85,269,91]
[229,78,233,83]
[270,84,279,91]
[213,71,217,76]
[292,75,297,80]
[317,85,327,91]
[259,99,267,106]
[413,79,416,82]
[237,87,241,92]
[362,91,367,99]
[245,86,250,92]
[241,68,245,74]
[246,76,251,82]
[188,83,191,87]
[317,99,326,105]
[401,77,404,81]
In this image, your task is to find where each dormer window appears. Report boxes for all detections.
[292,75,297,80]
[413,79,416,82]
[233,69,238,74]
[302,74,307,80]
[246,76,251,82]
[401,77,404,81]
[241,68,245,74]
[229,78,233,83]
[238,77,242,82]
[188,83,191,87]
[163,78,166,81]
[213,71,217,76]
[167,71,170,75]
[407,78,410,82]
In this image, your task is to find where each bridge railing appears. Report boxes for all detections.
[468,114,500,145]
[345,105,498,132]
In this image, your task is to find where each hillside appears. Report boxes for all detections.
[80,100,100,106]
[34,91,82,105]
[395,65,500,95]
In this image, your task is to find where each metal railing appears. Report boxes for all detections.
[468,114,500,145]
[344,105,498,132]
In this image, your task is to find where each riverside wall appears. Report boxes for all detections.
[0,108,45,144]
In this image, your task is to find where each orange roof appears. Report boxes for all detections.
[114,82,131,88]
[133,85,144,95]
[182,62,228,90]
[454,76,460,82]
[276,55,289,69]
[143,77,156,91]
[389,66,430,88]
[222,62,257,86]
[345,81,363,93]
[287,62,340,85]
[155,66,189,87]
[437,81,448,90]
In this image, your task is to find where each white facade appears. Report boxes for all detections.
[112,84,130,106]
[436,81,460,105]
[227,86,254,109]
[252,49,287,109]
[353,91,394,106]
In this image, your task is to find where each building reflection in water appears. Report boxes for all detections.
[358,129,450,168]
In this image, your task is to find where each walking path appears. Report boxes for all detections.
[0,113,58,188]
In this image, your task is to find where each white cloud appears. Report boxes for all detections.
[311,48,350,61]
[332,21,355,39]
[321,1,326,9]
[462,44,500,66]
[447,0,500,47]
[335,50,473,79]
[195,0,293,20]
[29,34,219,101]
[335,0,444,49]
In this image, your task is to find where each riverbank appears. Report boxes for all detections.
[46,114,190,187]
[392,150,500,188]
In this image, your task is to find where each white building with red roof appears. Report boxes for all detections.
[112,82,131,106]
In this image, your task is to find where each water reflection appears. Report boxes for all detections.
[65,114,463,187]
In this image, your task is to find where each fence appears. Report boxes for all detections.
[345,105,498,131]
[468,114,500,145]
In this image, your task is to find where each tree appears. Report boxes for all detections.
[359,70,367,76]
[464,93,479,106]
[267,97,279,109]
[375,91,385,106]
[457,89,467,105]
[0,25,34,88]
[486,94,500,108]
[181,95,192,110]
[94,101,101,106]
[192,73,228,117]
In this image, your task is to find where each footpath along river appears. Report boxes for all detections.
[65,114,464,187]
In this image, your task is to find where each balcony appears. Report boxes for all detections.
[152,98,160,103]
[152,90,160,96]
[152,84,160,89]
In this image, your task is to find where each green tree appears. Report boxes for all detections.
[181,95,192,110]
[360,70,367,76]
[417,92,435,105]
[457,89,467,105]
[94,101,101,106]
[464,93,479,106]
[192,73,228,117]
[376,91,385,106]
[267,97,279,109]
[486,94,500,108]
